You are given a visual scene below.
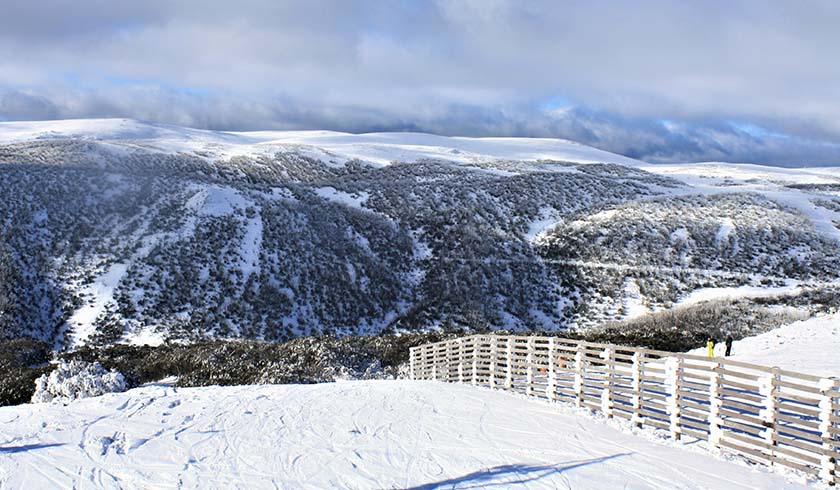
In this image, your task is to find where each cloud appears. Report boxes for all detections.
[0,0,838,165]
[0,91,59,121]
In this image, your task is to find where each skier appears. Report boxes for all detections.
[706,337,715,358]
[724,335,733,357]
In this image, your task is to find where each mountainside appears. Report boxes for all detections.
[0,119,838,349]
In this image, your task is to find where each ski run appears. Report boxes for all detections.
[0,380,823,489]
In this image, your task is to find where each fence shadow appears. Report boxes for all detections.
[0,443,65,454]
[403,452,631,490]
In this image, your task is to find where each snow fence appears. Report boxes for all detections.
[410,335,840,485]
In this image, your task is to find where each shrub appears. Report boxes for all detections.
[31,360,126,404]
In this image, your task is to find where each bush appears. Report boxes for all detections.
[31,360,126,404]
[58,331,460,392]
[578,298,810,352]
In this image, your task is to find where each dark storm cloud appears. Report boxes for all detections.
[1,0,839,165]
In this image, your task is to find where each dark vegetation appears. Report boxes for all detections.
[4,290,837,407]
[0,330,461,406]
[0,337,51,406]
[2,140,839,346]
[577,299,811,352]
[0,140,686,344]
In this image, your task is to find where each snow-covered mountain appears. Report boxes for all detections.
[0,119,838,349]
[0,118,645,167]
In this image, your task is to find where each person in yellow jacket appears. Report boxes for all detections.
[706,337,715,358]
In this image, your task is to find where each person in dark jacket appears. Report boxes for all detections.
[724,335,734,357]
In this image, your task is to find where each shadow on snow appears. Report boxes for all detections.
[0,443,65,454]
[404,452,632,489]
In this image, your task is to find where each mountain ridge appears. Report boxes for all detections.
[0,119,837,350]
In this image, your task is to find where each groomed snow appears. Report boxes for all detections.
[688,313,840,377]
[0,380,812,489]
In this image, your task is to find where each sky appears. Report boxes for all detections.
[0,0,839,166]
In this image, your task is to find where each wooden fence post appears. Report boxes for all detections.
[471,337,478,386]
[665,356,682,441]
[438,342,445,381]
[489,337,497,388]
[708,361,722,448]
[573,343,584,408]
[505,338,514,390]
[631,352,643,428]
[440,342,447,380]
[458,339,464,383]
[600,347,614,418]
[546,338,556,400]
[758,368,779,465]
[818,377,838,485]
[526,338,535,396]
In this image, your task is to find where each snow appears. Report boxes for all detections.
[241,210,263,280]
[0,380,812,489]
[65,263,129,349]
[641,162,840,242]
[186,185,250,217]
[186,185,262,280]
[677,283,803,307]
[0,118,644,167]
[249,131,644,167]
[31,360,125,404]
[670,227,690,242]
[715,217,736,245]
[124,326,165,347]
[524,207,561,242]
[688,313,840,377]
[640,162,840,188]
[314,186,370,209]
[622,278,649,319]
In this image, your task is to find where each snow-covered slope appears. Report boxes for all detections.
[688,312,840,377]
[0,118,644,167]
[642,162,840,242]
[0,380,812,489]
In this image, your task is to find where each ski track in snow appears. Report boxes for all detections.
[0,381,815,489]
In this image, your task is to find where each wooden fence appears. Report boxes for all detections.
[410,335,840,485]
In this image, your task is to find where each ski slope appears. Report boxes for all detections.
[688,312,840,377]
[0,380,813,489]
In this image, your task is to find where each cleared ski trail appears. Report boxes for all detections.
[0,380,812,489]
